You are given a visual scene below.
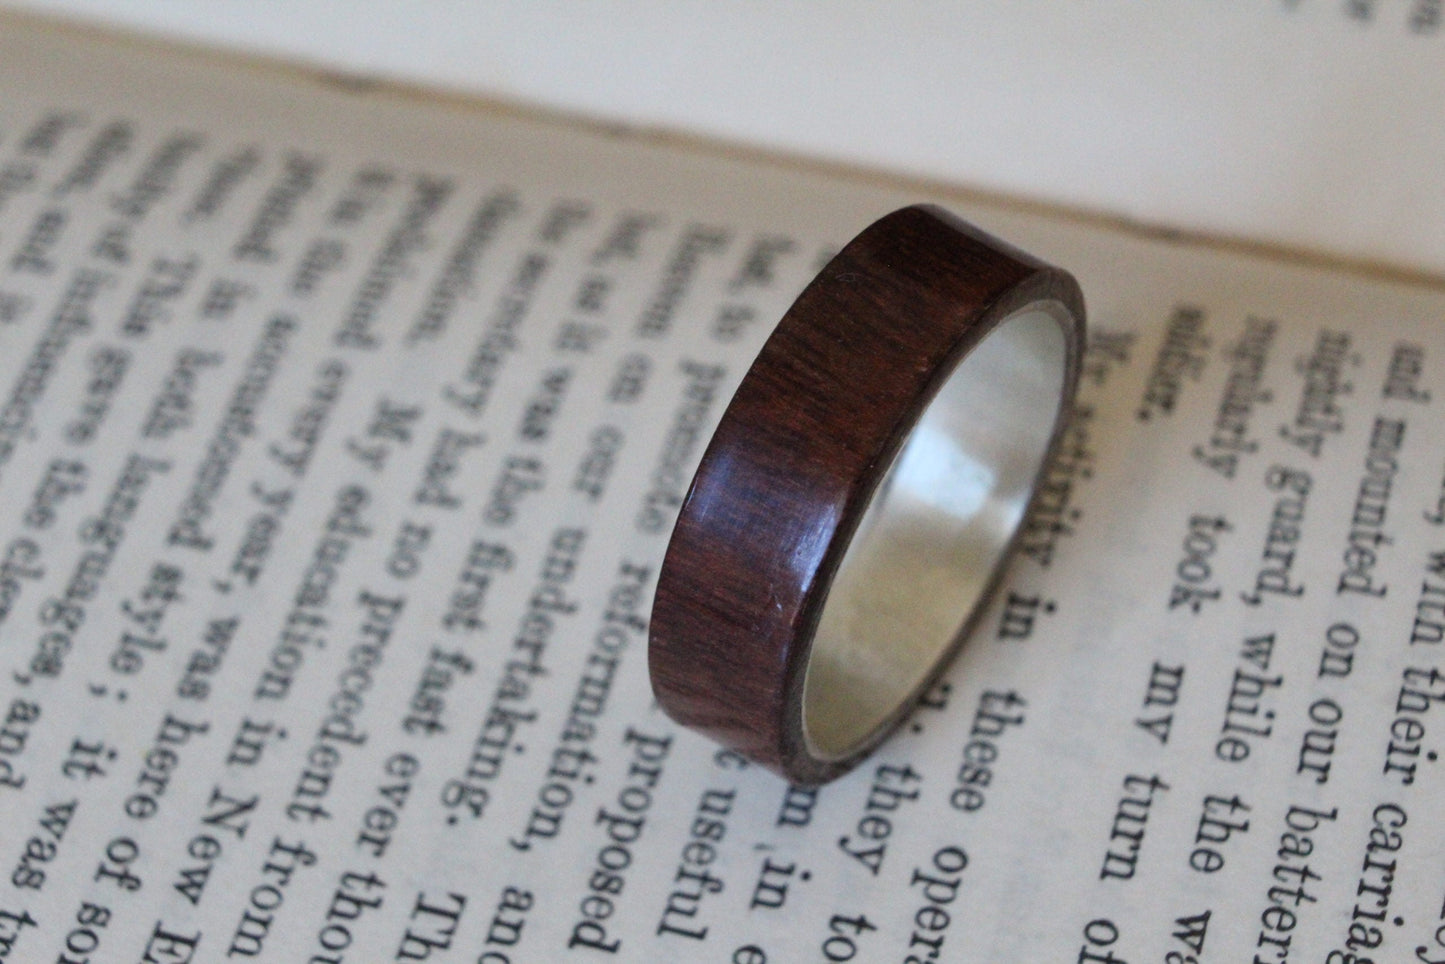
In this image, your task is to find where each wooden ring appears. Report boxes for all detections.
[648,205,1085,785]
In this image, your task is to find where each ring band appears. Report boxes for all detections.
[648,205,1085,785]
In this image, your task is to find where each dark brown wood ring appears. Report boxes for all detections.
[648,204,1085,785]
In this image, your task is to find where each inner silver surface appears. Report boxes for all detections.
[802,305,1069,761]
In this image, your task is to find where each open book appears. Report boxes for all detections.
[1,11,1443,962]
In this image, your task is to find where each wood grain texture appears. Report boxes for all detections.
[648,204,1085,785]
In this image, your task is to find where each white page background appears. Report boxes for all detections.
[3,1,1443,279]
[2,0,1433,278]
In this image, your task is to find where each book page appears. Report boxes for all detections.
[0,16,1444,963]
[5,0,1445,277]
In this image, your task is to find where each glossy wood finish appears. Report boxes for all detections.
[648,205,1085,785]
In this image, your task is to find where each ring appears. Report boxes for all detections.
[648,205,1085,785]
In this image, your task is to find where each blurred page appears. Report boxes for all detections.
[3,0,1443,277]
